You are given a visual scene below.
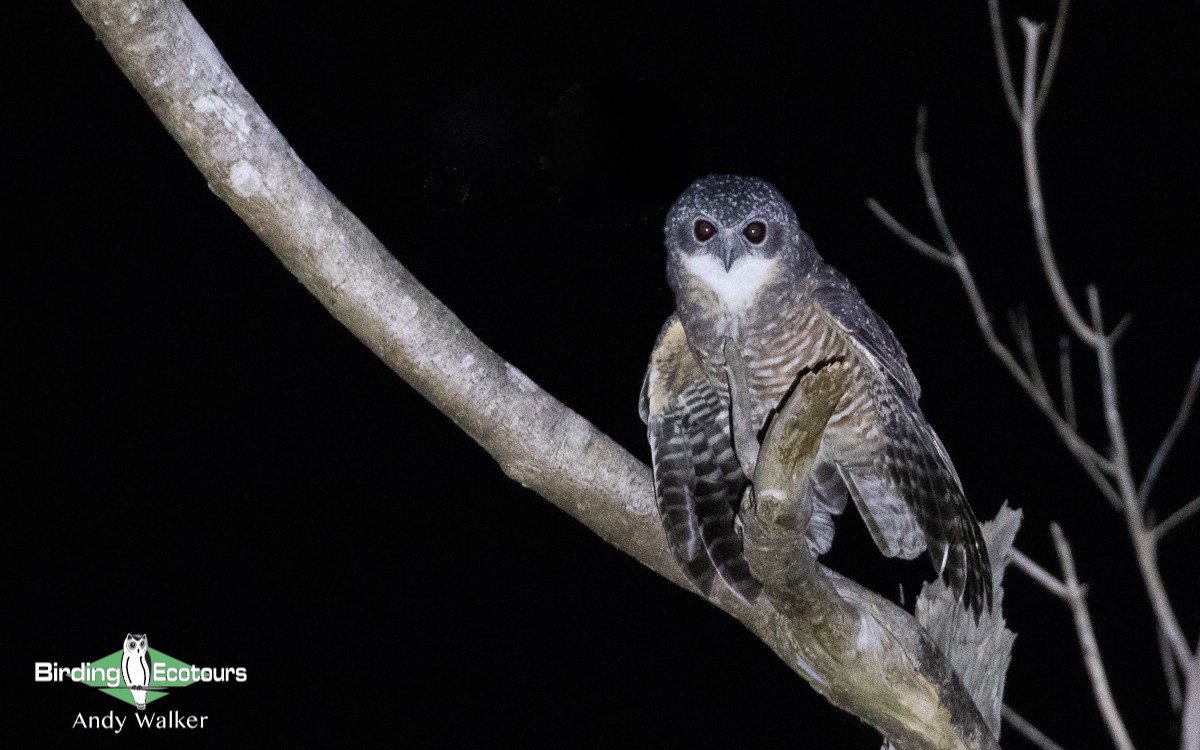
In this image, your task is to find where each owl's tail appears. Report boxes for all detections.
[649,417,760,602]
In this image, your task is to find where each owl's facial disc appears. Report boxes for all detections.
[682,226,778,310]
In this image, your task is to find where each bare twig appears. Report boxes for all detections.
[1155,496,1200,543]
[1034,0,1072,120]
[914,108,962,260]
[1185,657,1200,750]
[1109,313,1132,344]
[1084,285,1194,669]
[1058,336,1077,429]
[1140,359,1200,505]
[1085,287,1137,497]
[884,109,1120,490]
[1010,548,1071,601]
[1130,521,1192,670]
[1002,705,1068,750]
[1025,3,1195,690]
[868,158,1120,508]
[987,0,1021,123]
[1159,626,1185,712]
[1050,524,1136,750]
[866,199,954,269]
[988,0,1073,123]
[1008,307,1045,391]
[1017,19,1100,348]
[879,2,1199,744]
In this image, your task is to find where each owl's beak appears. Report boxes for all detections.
[720,236,743,271]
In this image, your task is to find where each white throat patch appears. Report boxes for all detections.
[682,253,777,310]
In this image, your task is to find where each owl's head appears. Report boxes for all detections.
[664,175,814,308]
[123,634,148,656]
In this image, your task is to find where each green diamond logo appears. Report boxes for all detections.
[81,636,196,708]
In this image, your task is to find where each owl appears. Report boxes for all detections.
[640,174,991,615]
[121,633,150,710]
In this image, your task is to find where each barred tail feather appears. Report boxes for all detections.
[647,411,759,602]
[650,419,717,595]
[641,315,760,602]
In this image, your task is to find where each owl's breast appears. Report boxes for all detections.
[690,297,874,439]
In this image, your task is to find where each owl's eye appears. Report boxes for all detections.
[693,219,717,242]
[743,221,766,244]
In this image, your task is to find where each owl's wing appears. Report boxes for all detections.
[812,270,922,403]
[640,316,759,601]
[869,376,993,615]
[812,275,992,616]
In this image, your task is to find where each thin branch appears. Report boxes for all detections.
[869,121,1120,505]
[1059,336,1077,429]
[1140,359,1200,504]
[1034,0,1072,120]
[882,3,1197,741]
[866,199,955,269]
[1010,547,1071,601]
[1002,705,1068,750]
[914,107,963,260]
[987,0,1022,123]
[1155,496,1200,544]
[1012,26,1194,672]
[1084,286,1191,668]
[1017,18,1101,348]
[1008,307,1045,391]
[1159,626,1185,712]
[1109,313,1133,344]
[1050,524,1137,750]
[1129,519,1193,670]
[1184,657,1200,750]
[874,221,1120,504]
[907,110,1120,485]
[1085,287,1136,496]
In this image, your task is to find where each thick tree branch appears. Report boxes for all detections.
[73,1,1004,747]
[730,355,1000,750]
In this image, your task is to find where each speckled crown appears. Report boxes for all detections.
[665,174,799,236]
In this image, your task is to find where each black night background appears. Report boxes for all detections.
[7,1,1199,747]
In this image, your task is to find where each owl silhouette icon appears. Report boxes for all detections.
[120,634,152,710]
